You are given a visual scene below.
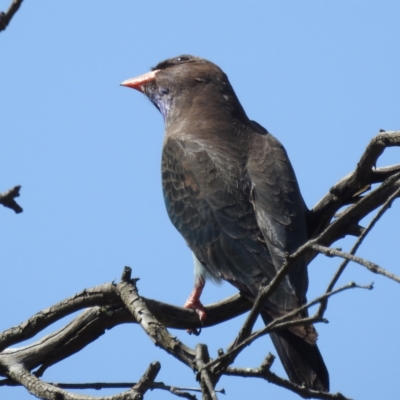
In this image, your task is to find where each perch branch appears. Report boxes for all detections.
[0,284,251,379]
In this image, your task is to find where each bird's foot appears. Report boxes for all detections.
[184,286,207,335]
[184,297,207,322]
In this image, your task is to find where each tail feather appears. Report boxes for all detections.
[262,313,329,391]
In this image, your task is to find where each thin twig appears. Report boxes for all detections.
[325,186,400,295]
[228,248,309,352]
[204,282,370,373]
[226,362,350,400]
[311,244,400,284]
[1,379,212,399]
[7,366,144,400]
[0,0,23,32]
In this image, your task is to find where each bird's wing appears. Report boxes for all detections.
[162,135,299,310]
[246,121,309,303]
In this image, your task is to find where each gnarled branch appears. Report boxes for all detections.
[1,131,400,399]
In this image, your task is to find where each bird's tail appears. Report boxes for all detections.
[262,313,330,392]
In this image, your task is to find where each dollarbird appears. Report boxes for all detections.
[121,55,329,391]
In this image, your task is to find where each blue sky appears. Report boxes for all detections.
[1,1,400,399]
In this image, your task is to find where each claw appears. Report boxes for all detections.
[184,296,207,321]
[184,279,207,334]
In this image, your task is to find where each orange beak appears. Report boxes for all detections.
[120,70,160,92]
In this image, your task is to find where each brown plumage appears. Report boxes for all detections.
[121,55,329,391]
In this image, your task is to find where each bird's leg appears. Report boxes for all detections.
[184,276,207,322]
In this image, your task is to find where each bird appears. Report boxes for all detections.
[121,55,329,391]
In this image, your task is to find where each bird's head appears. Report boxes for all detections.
[121,55,247,125]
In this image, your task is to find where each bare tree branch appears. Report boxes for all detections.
[372,164,400,182]
[116,266,198,369]
[0,0,23,32]
[195,344,218,400]
[0,185,22,213]
[2,131,400,399]
[203,282,370,376]
[0,370,223,399]
[49,382,204,400]
[311,244,400,284]
[324,185,400,296]
[309,130,400,238]
[0,272,369,400]
[7,365,155,400]
[0,282,251,378]
[132,361,161,395]
[226,357,350,400]
[0,283,117,352]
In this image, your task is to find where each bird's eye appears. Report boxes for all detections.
[176,56,191,63]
